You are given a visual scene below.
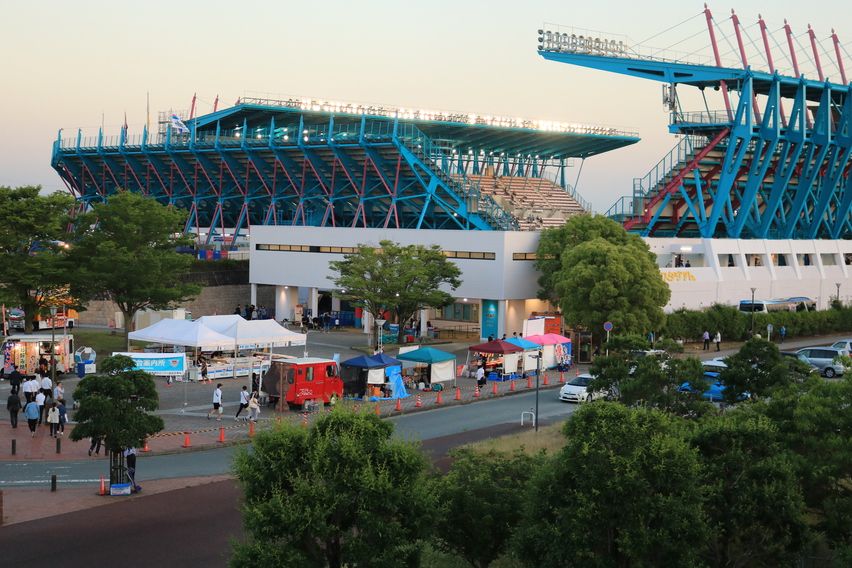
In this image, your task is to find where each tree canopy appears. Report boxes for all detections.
[328,240,462,343]
[0,186,76,333]
[230,410,435,568]
[534,215,670,337]
[67,192,202,348]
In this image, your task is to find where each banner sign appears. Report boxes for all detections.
[113,352,187,376]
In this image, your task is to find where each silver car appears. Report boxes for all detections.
[796,347,849,378]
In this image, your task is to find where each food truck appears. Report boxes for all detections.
[261,358,343,411]
[2,334,75,376]
[9,307,78,331]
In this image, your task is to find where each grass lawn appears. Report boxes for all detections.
[65,330,149,358]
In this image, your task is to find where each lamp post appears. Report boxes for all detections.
[837,282,842,306]
[376,319,387,353]
[750,287,756,334]
[528,350,542,432]
[49,305,58,385]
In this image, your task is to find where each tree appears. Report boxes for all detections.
[67,192,202,349]
[431,448,545,568]
[717,338,791,405]
[513,403,707,568]
[0,186,75,334]
[689,412,809,568]
[69,354,164,485]
[230,410,435,568]
[534,215,670,336]
[328,240,462,344]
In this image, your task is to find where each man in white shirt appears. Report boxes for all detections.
[235,386,250,421]
[207,384,224,420]
[23,377,38,404]
[41,375,53,393]
[476,366,486,389]
[35,389,46,425]
[53,382,65,401]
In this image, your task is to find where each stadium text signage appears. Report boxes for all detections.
[538,30,627,57]
[660,270,696,282]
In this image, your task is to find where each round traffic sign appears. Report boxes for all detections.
[603,322,613,332]
[767,324,774,333]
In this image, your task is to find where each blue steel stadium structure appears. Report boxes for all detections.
[540,6,852,240]
[51,98,637,242]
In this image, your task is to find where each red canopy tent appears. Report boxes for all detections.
[468,340,524,380]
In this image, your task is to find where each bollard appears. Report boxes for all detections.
[11,440,16,456]
[302,412,308,427]
[183,431,191,448]
[415,394,422,407]
[56,438,61,454]
[375,403,380,415]
[249,422,255,437]
[474,386,480,398]
[99,475,106,495]
[51,475,57,492]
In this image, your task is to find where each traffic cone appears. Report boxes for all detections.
[99,475,106,495]
[249,422,255,437]
[526,376,532,389]
[474,386,480,397]
[455,387,461,401]
[576,369,580,377]
[543,373,550,386]
[141,439,150,452]
[183,431,191,448]
[218,426,226,442]
[302,412,309,427]
[395,398,402,411]
[375,403,380,415]
[559,372,565,383]
[492,381,498,394]
[416,394,422,407]
[510,379,516,391]
[436,390,443,404]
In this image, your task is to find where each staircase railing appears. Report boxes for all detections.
[538,171,592,213]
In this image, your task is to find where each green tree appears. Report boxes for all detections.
[67,192,202,349]
[535,215,670,336]
[717,338,791,404]
[328,240,461,344]
[432,448,545,568]
[69,354,164,485]
[690,412,809,568]
[513,403,707,568]
[0,186,75,334]
[230,410,435,568]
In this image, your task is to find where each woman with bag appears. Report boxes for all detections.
[46,402,60,438]
[247,391,260,423]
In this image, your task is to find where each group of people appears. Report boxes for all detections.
[206,384,261,423]
[234,304,267,320]
[300,313,340,332]
[701,331,723,351]
[5,365,68,438]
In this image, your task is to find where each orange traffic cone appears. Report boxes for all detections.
[99,475,106,495]
[543,373,550,386]
[510,379,516,391]
[249,422,255,437]
[375,403,380,415]
[474,386,480,397]
[183,431,191,448]
[302,412,309,427]
[436,390,443,404]
[526,376,532,389]
[141,439,150,452]
[395,398,402,411]
[576,369,580,377]
[492,381,498,394]
[559,372,565,383]
[455,387,461,401]
[416,394,422,407]
[218,426,226,443]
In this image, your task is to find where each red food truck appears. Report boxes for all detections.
[261,357,343,412]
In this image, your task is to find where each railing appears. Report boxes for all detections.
[538,171,592,213]
[671,110,734,126]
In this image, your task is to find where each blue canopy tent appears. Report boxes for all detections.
[396,346,456,385]
[506,337,542,373]
[340,354,409,400]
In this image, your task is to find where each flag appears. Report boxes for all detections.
[171,114,189,134]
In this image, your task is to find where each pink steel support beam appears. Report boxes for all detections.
[807,25,825,81]
[832,29,848,84]
[189,93,196,120]
[731,10,761,121]
[213,95,219,113]
[704,4,733,120]
[783,19,802,76]
[759,14,788,128]
[146,162,168,197]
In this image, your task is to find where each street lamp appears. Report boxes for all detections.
[528,350,542,432]
[49,305,58,385]
[837,282,842,306]
[750,287,756,335]
[376,319,387,353]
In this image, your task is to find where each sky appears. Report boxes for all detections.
[2,0,851,213]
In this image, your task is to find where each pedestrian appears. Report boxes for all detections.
[488,334,494,342]
[246,304,255,320]
[234,304,241,316]
[41,374,52,393]
[47,402,60,437]
[53,381,65,401]
[27,376,41,403]
[88,436,103,456]
[199,356,209,384]
[35,388,46,425]
[258,305,267,320]
[57,399,67,435]
[124,446,137,472]
[7,391,21,429]
[714,331,721,352]
[22,375,36,404]
[8,365,22,395]
[512,332,517,339]
[248,391,260,422]
[235,385,250,421]
[207,383,224,420]
[702,330,710,350]
[250,305,258,320]
[780,325,786,344]
[24,398,40,437]
[502,334,507,340]
[335,317,340,330]
[476,365,486,389]
[251,372,260,395]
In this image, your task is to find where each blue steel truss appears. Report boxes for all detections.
[51,101,637,241]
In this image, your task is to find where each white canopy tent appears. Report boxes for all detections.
[196,315,306,348]
[127,318,236,350]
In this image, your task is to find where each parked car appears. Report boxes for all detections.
[701,357,727,372]
[558,374,614,403]
[795,347,849,378]
[678,372,726,401]
[830,340,852,352]
[779,351,821,374]
[628,349,668,375]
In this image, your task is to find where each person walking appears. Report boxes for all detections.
[702,330,710,350]
[41,374,52,394]
[8,365,22,395]
[247,391,260,422]
[47,402,60,437]
[22,375,36,404]
[24,399,40,437]
[714,331,722,352]
[53,381,65,401]
[35,388,46,425]
[57,399,67,435]
[124,446,137,472]
[88,436,103,456]
[235,385,250,421]
[780,325,787,344]
[207,383,224,420]
[7,391,21,429]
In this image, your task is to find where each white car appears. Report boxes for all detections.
[701,358,727,372]
[558,374,610,403]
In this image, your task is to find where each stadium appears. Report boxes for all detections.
[50,6,852,340]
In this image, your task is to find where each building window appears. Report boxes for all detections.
[256,244,495,259]
[513,253,537,260]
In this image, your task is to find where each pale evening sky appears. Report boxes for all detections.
[1,0,850,213]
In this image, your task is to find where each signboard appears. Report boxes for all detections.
[113,352,187,376]
[603,322,613,332]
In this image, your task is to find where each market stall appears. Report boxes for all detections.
[505,337,542,372]
[467,339,524,380]
[396,346,456,387]
[525,333,572,369]
[196,315,306,348]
